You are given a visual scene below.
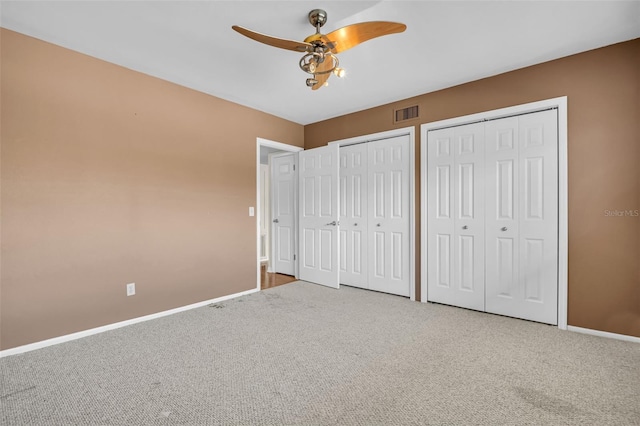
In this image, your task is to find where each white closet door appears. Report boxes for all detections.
[339,143,368,288]
[367,135,411,297]
[427,123,485,310]
[454,123,486,310]
[485,110,558,324]
[427,127,455,305]
[298,144,340,289]
[271,153,296,275]
[485,116,520,316]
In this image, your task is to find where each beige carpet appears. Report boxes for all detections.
[1,281,639,425]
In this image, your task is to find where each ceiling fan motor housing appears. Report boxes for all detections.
[308,9,328,29]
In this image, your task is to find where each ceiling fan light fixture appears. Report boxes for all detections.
[333,67,345,78]
[300,52,328,75]
[306,78,318,87]
[300,52,339,76]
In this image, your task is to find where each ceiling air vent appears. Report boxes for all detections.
[394,105,419,123]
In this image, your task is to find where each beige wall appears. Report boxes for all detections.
[306,38,640,338]
[2,29,638,351]
[0,29,304,350]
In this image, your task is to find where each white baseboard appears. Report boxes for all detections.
[0,288,260,358]
[567,325,640,344]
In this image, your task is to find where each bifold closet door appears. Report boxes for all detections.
[485,110,558,325]
[298,144,340,289]
[339,143,368,288]
[427,123,485,310]
[367,135,411,297]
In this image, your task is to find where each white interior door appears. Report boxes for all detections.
[339,143,368,288]
[271,153,296,276]
[298,144,340,288]
[367,135,411,297]
[427,123,485,309]
[485,110,558,324]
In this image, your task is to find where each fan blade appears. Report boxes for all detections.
[232,25,313,52]
[312,56,334,91]
[322,21,406,53]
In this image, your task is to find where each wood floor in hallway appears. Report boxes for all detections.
[260,264,297,290]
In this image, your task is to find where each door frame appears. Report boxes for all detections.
[420,96,569,330]
[256,138,303,291]
[328,126,417,301]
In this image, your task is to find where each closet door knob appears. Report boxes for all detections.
[501,227,508,231]
[326,221,337,226]
[462,225,468,230]
[376,223,381,227]
[354,223,358,226]
[273,219,279,223]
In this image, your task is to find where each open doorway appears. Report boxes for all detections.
[256,138,303,291]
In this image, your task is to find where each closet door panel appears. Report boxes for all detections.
[485,110,558,325]
[453,123,485,310]
[485,117,521,311]
[427,123,485,310]
[339,144,368,288]
[298,145,340,288]
[367,136,411,297]
[427,128,455,304]
[517,110,558,324]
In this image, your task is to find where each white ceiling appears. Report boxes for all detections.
[2,1,639,125]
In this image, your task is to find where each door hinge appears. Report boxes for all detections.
[294,254,296,260]
[293,164,296,171]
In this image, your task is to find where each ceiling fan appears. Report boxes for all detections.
[232,9,406,90]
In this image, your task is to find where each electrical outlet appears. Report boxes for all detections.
[126,282,136,296]
[249,207,255,216]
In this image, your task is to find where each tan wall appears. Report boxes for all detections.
[2,28,638,351]
[0,29,304,350]
[305,38,640,338]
